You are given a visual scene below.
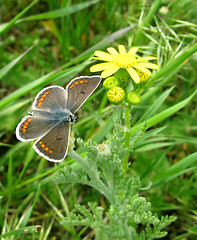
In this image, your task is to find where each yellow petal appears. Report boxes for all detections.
[101,66,120,78]
[128,47,139,56]
[94,51,113,61]
[126,67,140,84]
[118,45,126,54]
[137,56,158,62]
[134,66,152,76]
[135,62,159,70]
[107,47,119,57]
[90,62,115,72]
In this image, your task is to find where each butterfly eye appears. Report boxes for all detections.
[69,115,78,123]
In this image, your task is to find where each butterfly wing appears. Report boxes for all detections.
[33,122,70,162]
[66,76,101,113]
[32,86,67,111]
[16,116,56,141]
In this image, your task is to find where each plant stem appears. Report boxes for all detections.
[69,150,116,205]
[99,91,108,114]
[122,107,131,171]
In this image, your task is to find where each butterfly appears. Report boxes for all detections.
[16,76,101,162]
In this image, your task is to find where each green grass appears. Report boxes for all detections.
[0,0,197,239]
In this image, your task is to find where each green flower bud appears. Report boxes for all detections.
[103,76,120,90]
[114,68,131,87]
[107,86,125,105]
[97,144,111,157]
[126,91,141,105]
[135,69,150,83]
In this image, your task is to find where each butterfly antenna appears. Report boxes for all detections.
[73,122,81,139]
[73,102,99,139]
[80,101,99,111]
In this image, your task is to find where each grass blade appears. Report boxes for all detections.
[17,0,100,22]
[0,46,34,81]
[0,64,84,110]
[130,90,197,136]
[0,225,41,238]
[152,152,197,187]
[0,0,38,35]
[139,86,175,122]
[149,42,197,83]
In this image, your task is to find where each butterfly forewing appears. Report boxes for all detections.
[16,116,56,141]
[33,122,70,162]
[66,76,101,113]
[33,86,67,111]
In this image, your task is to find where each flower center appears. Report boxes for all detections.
[113,53,137,68]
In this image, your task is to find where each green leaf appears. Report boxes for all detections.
[135,142,174,152]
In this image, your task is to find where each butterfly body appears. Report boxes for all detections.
[29,109,78,123]
[16,76,101,162]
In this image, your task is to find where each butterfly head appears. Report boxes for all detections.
[69,112,78,123]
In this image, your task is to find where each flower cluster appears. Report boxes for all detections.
[90,45,159,105]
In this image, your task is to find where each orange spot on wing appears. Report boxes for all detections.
[42,94,46,98]
[70,84,74,89]
[45,147,49,151]
[39,141,43,144]
[23,125,28,128]
[85,80,88,83]
[80,80,84,84]
[75,81,79,85]
[45,91,49,94]
[27,119,32,122]
[39,97,44,101]
[49,150,53,154]
[38,102,42,107]
[41,144,45,148]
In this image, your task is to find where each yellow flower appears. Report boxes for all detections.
[90,45,159,84]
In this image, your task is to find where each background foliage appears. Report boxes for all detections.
[0,0,196,239]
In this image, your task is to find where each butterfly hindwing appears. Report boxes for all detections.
[66,76,101,113]
[33,86,67,111]
[33,122,70,162]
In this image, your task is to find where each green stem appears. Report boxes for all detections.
[99,91,108,114]
[122,107,131,171]
[69,150,115,205]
